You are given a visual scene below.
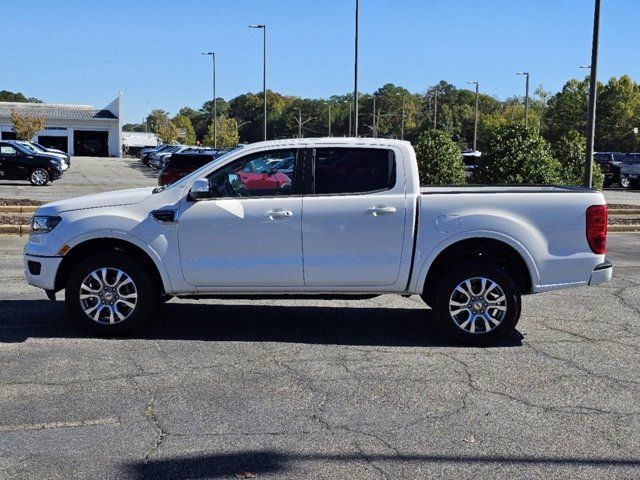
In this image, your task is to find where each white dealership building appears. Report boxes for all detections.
[0,94,123,157]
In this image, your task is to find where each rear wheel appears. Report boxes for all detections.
[619,177,630,189]
[65,252,157,335]
[30,168,50,186]
[430,262,521,346]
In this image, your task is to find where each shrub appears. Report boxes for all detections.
[550,130,604,190]
[472,123,561,184]
[413,130,466,185]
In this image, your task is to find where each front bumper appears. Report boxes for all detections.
[589,260,613,286]
[24,254,63,291]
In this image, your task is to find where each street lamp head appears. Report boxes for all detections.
[249,24,265,29]
[516,72,529,76]
[467,81,478,85]
[580,65,592,69]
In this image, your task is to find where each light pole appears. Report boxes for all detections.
[516,72,530,126]
[324,102,332,136]
[201,52,216,148]
[249,24,267,141]
[585,0,601,188]
[372,96,376,137]
[468,81,479,151]
[353,0,359,137]
[236,120,250,142]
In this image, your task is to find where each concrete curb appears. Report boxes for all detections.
[609,209,640,215]
[0,225,30,235]
[0,206,38,214]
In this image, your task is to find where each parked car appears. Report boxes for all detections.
[158,150,218,186]
[0,140,64,185]
[619,153,640,189]
[140,144,169,165]
[24,138,611,345]
[149,145,184,169]
[594,152,630,188]
[461,150,481,177]
[27,142,71,170]
[236,158,291,191]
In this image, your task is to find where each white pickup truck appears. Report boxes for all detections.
[24,138,612,345]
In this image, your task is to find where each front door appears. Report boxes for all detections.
[302,147,407,287]
[178,148,304,288]
[0,143,22,180]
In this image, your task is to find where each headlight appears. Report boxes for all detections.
[49,159,61,166]
[31,216,62,234]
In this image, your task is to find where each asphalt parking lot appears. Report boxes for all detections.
[0,157,639,479]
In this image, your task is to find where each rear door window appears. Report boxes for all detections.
[313,148,396,194]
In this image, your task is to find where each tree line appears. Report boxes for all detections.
[123,75,640,154]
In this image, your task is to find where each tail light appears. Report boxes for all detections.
[586,205,608,254]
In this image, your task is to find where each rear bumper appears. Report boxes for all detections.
[589,260,613,286]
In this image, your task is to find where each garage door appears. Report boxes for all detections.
[74,130,108,156]
[39,136,68,153]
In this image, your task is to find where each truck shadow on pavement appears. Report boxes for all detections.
[121,450,640,479]
[0,299,523,347]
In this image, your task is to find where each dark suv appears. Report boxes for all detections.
[158,150,219,186]
[0,140,64,186]
[594,152,630,188]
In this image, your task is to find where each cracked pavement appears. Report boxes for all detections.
[0,234,639,479]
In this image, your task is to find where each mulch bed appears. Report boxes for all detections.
[609,217,640,225]
[609,204,639,210]
[0,215,31,225]
[0,198,45,206]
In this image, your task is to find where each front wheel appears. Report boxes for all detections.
[619,177,630,189]
[430,262,521,346]
[30,168,50,186]
[65,252,157,335]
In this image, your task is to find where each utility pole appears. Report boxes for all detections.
[249,24,267,141]
[327,103,332,137]
[400,94,406,140]
[353,0,359,137]
[296,108,302,138]
[372,96,376,137]
[201,52,217,148]
[433,88,438,129]
[584,0,601,188]
[468,81,479,151]
[516,72,530,126]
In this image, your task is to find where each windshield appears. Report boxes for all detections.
[163,146,244,191]
[17,142,38,153]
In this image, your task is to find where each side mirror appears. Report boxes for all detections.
[189,178,212,200]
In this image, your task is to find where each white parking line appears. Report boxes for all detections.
[0,417,120,433]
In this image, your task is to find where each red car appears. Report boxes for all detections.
[236,158,291,190]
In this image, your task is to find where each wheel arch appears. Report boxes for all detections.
[54,235,172,294]
[414,232,539,300]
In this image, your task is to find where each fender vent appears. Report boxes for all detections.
[151,209,177,223]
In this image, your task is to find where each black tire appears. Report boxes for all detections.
[603,179,612,188]
[430,261,521,346]
[65,251,157,335]
[29,168,50,186]
[619,177,630,189]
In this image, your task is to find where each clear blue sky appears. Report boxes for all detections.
[1,0,638,123]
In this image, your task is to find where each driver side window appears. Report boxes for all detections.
[207,149,299,198]
[0,144,18,156]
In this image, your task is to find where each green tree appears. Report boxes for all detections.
[543,78,590,144]
[473,123,561,184]
[0,90,42,103]
[550,130,604,190]
[172,114,196,144]
[596,75,640,152]
[413,130,465,185]
[10,109,45,140]
[204,115,238,147]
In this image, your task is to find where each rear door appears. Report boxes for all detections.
[301,146,408,287]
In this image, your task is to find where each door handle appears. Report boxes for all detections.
[368,205,397,216]
[265,209,293,220]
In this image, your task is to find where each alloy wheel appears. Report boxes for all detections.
[448,277,507,334]
[79,268,138,324]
